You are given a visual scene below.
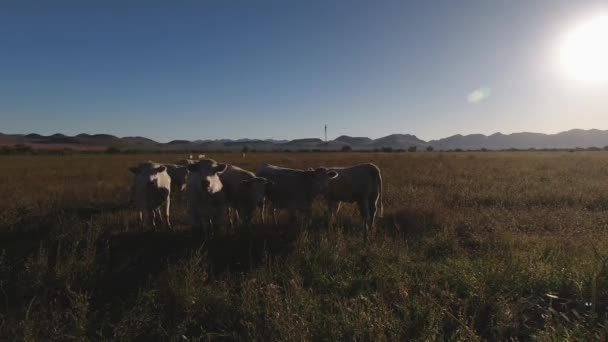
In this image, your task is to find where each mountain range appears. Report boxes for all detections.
[2,129,608,151]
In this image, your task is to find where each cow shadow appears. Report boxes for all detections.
[94,231,192,303]
[207,224,296,274]
[57,201,129,220]
[94,223,297,303]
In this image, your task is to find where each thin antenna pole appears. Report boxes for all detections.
[324,124,327,144]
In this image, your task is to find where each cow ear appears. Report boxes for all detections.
[187,164,199,172]
[129,166,139,174]
[156,166,166,173]
[214,163,228,174]
[327,171,339,179]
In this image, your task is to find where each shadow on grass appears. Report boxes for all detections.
[3,201,130,232]
[56,201,129,220]
[0,201,128,296]
[94,224,297,303]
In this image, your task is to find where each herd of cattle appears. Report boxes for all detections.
[129,156,383,239]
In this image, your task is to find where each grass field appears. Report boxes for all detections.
[1,152,608,340]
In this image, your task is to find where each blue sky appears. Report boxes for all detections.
[1,0,607,142]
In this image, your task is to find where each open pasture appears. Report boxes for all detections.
[1,152,608,340]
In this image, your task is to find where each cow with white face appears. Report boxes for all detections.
[219,165,272,226]
[321,163,383,236]
[187,159,228,239]
[129,161,172,230]
[255,164,338,224]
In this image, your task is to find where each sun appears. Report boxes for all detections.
[559,14,608,83]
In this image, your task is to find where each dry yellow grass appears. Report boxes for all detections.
[1,152,607,340]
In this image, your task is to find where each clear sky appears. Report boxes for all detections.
[1,0,607,142]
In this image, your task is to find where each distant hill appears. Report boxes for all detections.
[167,140,191,145]
[428,129,608,150]
[335,135,373,148]
[121,136,159,146]
[2,129,608,151]
[281,138,324,148]
[370,134,428,149]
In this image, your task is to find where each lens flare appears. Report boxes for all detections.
[467,87,491,104]
[559,14,608,83]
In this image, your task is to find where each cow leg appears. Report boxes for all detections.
[156,207,163,224]
[244,213,253,231]
[368,195,378,235]
[191,207,203,240]
[242,209,253,227]
[208,217,215,240]
[210,219,218,239]
[138,211,144,229]
[237,206,251,230]
[327,201,341,228]
[143,210,152,230]
[151,209,158,229]
[259,202,265,224]
[273,208,279,227]
[232,207,242,228]
[228,207,238,233]
[165,197,172,230]
[227,207,235,231]
[357,199,370,238]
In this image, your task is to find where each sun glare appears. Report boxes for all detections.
[559,14,608,83]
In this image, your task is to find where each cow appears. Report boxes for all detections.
[176,154,205,167]
[220,165,271,226]
[176,158,198,166]
[256,164,339,224]
[164,164,189,194]
[186,159,228,240]
[129,161,172,230]
[321,163,383,235]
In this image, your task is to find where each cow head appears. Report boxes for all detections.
[129,162,166,190]
[187,159,227,194]
[306,167,339,194]
[241,177,273,207]
[165,165,189,191]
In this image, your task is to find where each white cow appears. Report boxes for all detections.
[177,154,205,167]
[256,164,338,224]
[164,164,189,193]
[187,159,227,239]
[129,161,172,229]
[220,165,271,226]
[321,163,383,235]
